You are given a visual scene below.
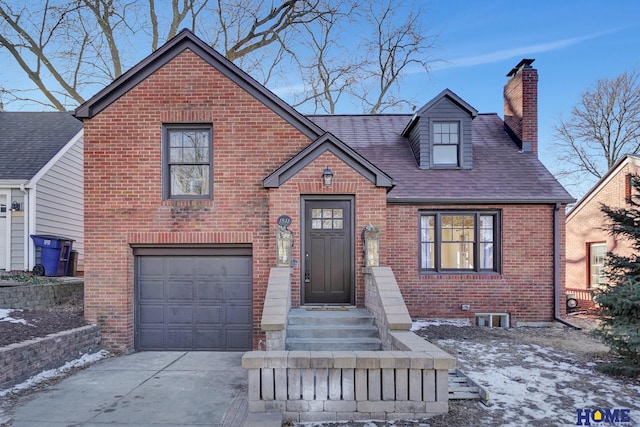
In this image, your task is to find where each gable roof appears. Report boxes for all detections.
[74,29,323,140]
[402,89,478,136]
[567,154,640,221]
[0,112,83,181]
[263,132,393,188]
[309,113,574,204]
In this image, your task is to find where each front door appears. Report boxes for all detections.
[303,199,353,304]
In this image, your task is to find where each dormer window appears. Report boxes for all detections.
[433,121,459,166]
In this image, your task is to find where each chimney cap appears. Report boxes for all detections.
[506,58,535,77]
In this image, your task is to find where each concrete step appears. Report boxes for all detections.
[287,307,376,326]
[286,337,382,351]
[285,307,381,351]
[448,369,490,406]
[286,324,379,339]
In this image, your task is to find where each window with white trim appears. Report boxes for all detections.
[588,242,607,288]
[420,211,499,273]
[163,124,213,200]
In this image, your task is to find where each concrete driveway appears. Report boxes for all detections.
[7,352,258,427]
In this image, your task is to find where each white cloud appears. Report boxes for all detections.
[431,29,620,72]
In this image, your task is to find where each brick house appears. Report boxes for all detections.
[74,30,573,352]
[566,154,640,307]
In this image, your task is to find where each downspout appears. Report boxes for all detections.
[20,184,29,272]
[553,202,581,329]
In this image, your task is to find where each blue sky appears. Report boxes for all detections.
[393,0,640,199]
[3,1,639,199]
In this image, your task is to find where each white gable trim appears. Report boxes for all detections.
[28,129,84,187]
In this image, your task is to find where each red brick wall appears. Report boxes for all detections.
[566,160,640,291]
[83,49,312,352]
[268,151,388,307]
[387,203,565,324]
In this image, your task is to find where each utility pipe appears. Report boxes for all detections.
[553,202,581,329]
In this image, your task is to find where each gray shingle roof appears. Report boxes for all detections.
[0,112,82,181]
[309,113,574,204]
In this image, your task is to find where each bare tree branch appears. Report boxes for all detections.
[351,0,440,114]
[554,69,640,190]
[0,0,441,113]
[0,1,85,108]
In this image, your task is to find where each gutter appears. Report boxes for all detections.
[387,197,576,205]
[553,202,581,330]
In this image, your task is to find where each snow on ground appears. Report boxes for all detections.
[0,350,110,398]
[410,318,470,331]
[432,333,640,426]
[0,308,32,326]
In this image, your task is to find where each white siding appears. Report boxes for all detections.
[34,136,84,272]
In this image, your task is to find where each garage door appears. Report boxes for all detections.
[134,247,252,351]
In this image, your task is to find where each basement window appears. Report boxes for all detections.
[475,313,509,328]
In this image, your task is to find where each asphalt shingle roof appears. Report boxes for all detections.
[0,112,82,181]
[309,113,574,203]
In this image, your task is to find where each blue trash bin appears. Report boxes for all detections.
[30,235,75,277]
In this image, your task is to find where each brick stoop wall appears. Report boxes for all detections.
[0,325,101,391]
[0,282,83,309]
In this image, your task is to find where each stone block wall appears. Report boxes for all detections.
[0,282,83,309]
[242,350,454,423]
[0,325,101,390]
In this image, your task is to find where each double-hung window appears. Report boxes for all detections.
[163,125,213,200]
[432,121,460,166]
[420,211,499,273]
[588,242,607,288]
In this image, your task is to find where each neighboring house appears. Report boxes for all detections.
[0,112,84,274]
[74,30,573,353]
[566,154,640,306]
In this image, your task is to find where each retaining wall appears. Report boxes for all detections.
[0,282,83,309]
[243,349,452,423]
[0,325,101,390]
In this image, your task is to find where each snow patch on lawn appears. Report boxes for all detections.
[0,308,32,326]
[411,318,470,331]
[449,340,640,426]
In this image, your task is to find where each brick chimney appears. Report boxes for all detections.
[504,58,538,155]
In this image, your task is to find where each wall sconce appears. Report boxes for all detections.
[362,224,380,267]
[322,166,334,187]
[10,201,21,212]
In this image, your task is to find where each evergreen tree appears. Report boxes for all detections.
[594,174,640,368]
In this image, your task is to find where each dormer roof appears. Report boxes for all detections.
[402,89,478,137]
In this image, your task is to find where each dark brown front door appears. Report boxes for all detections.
[303,199,353,304]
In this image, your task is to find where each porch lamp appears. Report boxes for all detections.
[322,166,334,187]
[362,224,380,267]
